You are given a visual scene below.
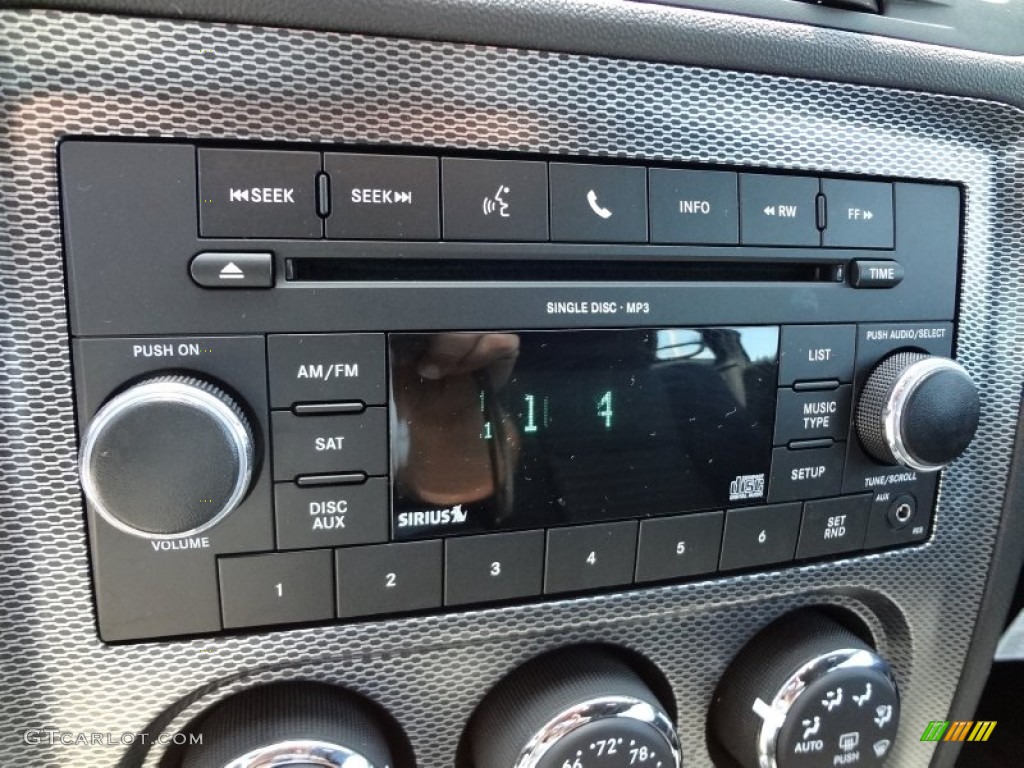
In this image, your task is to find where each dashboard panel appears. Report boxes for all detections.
[1,3,1023,768]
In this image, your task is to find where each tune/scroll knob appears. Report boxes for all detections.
[467,647,681,768]
[178,682,399,768]
[79,375,255,538]
[855,352,980,471]
[709,611,900,768]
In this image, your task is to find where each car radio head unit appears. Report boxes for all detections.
[58,140,978,642]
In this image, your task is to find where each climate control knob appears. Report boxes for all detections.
[710,611,900,768]
[855,352,979,472]
[179,682,398,768]
[79,375,255,538]
[468,647,681,768]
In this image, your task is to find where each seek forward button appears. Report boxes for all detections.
[190,252,273,288]
[325,154,440,240]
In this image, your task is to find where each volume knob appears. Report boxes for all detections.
[855,352,980,472]
[79,375,255,538]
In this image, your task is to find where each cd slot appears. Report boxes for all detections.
[287,258,843,283]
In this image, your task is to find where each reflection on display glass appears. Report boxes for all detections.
[390,328,779,539]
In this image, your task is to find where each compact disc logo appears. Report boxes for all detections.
[397,504,469,529]
[729,473,765,501]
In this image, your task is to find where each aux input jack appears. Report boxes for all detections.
[887,494,917,530]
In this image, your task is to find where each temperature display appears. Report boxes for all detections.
[390,327,779,538]
[535,718,676,768]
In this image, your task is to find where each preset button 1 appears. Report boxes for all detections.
[219,550,335,629]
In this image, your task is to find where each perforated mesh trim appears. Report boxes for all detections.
[1,9,1022,768]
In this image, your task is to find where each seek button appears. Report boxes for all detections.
[198,148,321,239]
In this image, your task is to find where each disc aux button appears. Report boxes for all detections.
[271,409,387,481]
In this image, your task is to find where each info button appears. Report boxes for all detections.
[649,169,738,244]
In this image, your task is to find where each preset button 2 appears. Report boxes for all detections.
[335,540,443,618]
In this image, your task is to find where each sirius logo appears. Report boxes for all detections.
[397,504,469,529]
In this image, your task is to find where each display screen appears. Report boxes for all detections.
[390,328,779,539]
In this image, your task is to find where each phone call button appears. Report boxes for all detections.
[549,162,648,243]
